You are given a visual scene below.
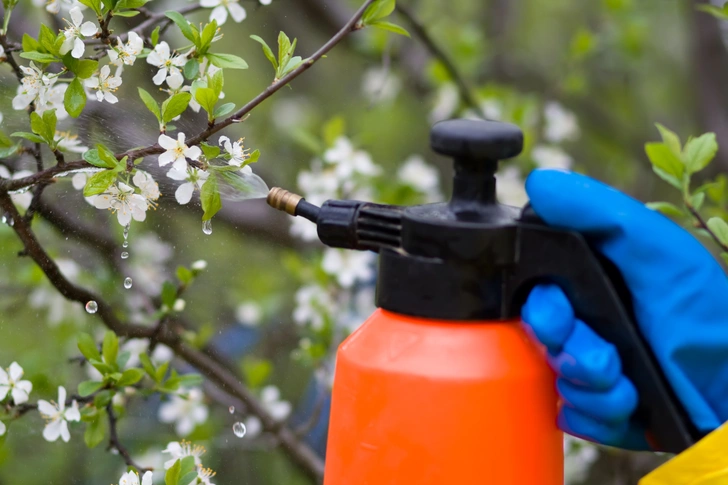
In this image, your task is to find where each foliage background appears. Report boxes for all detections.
[0,0,725,483]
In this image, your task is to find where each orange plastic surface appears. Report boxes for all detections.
[323,309,562,485]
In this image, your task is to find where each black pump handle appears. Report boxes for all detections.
[509,207,703,453]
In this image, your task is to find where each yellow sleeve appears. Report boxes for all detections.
[639,423,728,485]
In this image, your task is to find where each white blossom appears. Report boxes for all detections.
[242,385,291,439]
[34,0,86,14]
[119,339,172,370]
[218,136,250,166]
[128,233,174,295]
[293,284,335,331]
[158,133,202,172]
[259,0,272,4]
[118,470,153,485]
[195,466,216,485]
[13,62,49,111]
[166,166,209,205]
[133,170,161,208]
[29,259,85,326]
[397,155,441,202]
[543,101,580,143]
[201,0,246,25]
[85,65,122,104]
[323,137,381,179]
[191,260,208,271]
[37,83,69,120]
[37,386,80,442]
[158,388,209,437]
[108,32,144,67]
[322,249,375,288]
[0,362,32,404]
[531,145,573,170]
[55,131,88,153]
[236,302,262,326]
[296,162,338,206]
[270,97,312,130]
[92,182,148,226]
[429,82,459,123]
[361,67,401,104]
[495,166,528,207]
[59,7,98,59]
[0,166,34,210]
[0,45,6,63]
[147,42,186,87]
[162,440,206,469]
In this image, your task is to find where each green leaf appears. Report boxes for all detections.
[213,103,236,119]
[179,455,197,478]
[78,0,102,14]
[177,373,204,387]
[707,217,728,247]
[165,458,181,485]
[11,132,45,144]
[102,331,119,367]
[93,390,113,408]
[155,361,170,383]
[179,472,199,485]
[97,144,119,167]
[112,10,141,17]
[242,357,272,389]
[645,142,684,180]
[0,130,13,148]
[76,60,99,79]
[151,26,161,47]
[84,410,107,448]
[690,192,706,211]
[22,34,41,53]
[199,143,220,161]
[247,149,260,164]
[277,31,292,69]
[39,24,58,55]
[684,132,718,174]
[117,0,148,8]
[655,123,682,156]
[116,351,131,370]
[42,109,57,140]
[162,92,192,123]
[78,333,102,362]
[89,359,114,375]
[199,20,218,55]
[19,51,58,63]
[161,281,177,308]
[369,20,411,37]
[201,172,222,221]
[0,145,19,159]
[78,380,105,397]
[362,0,395,23]
[697,4,728,20]
[183,58,200,80]
[250,35,277,69]
[139,352,156,379]
[30,112,47,140]
[176,266,193,284]
[210,69,224,98]
[195,88,218,117]
[652,166,683,191]
[82,149,113,169]
[83,170,116,197]
[646,202,684,218]
[165,11,197,45]
[117,368,145,387]
[138,88,162,123]
[206,52,248,69]
[64,78,87,118]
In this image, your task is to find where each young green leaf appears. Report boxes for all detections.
[30,112,49,141]
[83,149,115,169]
[369,20,411,37]
[116,368,145,387]
[165,11,197,45]
[199,19,218,55]
[277,31,292,68]
[200,142,221,160]
[655,123,682,156]
[155,361,170,383]
[689,192,706,211]
[645,143,684,180]
[652,166,683,191]
[362,0,396,24]
[162,92,192,123]
[683,132,718,175]
[200,172,222,221]
[102,331,119,367]
[42,109,58,140]
[11,132,46,144]
[177,373,204,387]
[707,217,728,247]
[78,333,102,362]
[250,35,277,69]
[112,10,140,16]
[697,4,728,20]
[117,0,148,9]
[138,87,162,123]
[247,149,260,164]
[176,266,193,284]
[165,458,181,485]
[39,24,58,54]
[139,353,157,380]
[178,455,197,478]
[213,103,235,119]
[19,51,58,63]
[84,410,107,448]
[210,69,224,98]
[22,34,41,53]
[65,78,87,118]
[646,202,684,218]
[183,58,199,80]
[194,87,218,118]
[77,0,102,15]
[93,390,113,408]
[83,170,116,197]
[97,144,119,166]
[151,25,161,46]
[206,52,248,69]
[78,380,105,397]
[161,281,177,308]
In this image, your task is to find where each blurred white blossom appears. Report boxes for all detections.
[293,284,335,331]
[30,259,86,326]
[38,386,80,442]
[564,435,599,484]
[324,137,381,179]
[270,97,312,130]
[242,385,291,439]
[531,145,573,170]
[118,470,153,485]
[55,131,88,153]
[397,155,442,202]
[429,83,459,123]
[0,362,32,404]
[495,166,528,207]
[236,302,262,326]
[361,67,401,104]
[128,233,173,294]
[158,388,209,437]
[322,249,375,288]
[543,101,579,143]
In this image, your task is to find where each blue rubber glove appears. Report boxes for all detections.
[522,169,728,450]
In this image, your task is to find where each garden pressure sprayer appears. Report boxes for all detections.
[267,119,701,484]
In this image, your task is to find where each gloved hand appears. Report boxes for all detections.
[522,169,728,450]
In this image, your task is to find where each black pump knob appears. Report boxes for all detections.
[430,119,524,163]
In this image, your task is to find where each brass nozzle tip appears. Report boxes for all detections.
[267,187,303,216]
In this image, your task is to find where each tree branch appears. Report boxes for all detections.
[107,402,151,473]
[395,2,485,118]
[686,202,728,252]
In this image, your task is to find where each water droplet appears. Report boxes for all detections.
[85,301,98,314]
[232,421,246,438]
[202,220,212,235]
[229,406,235,414]
[121,251,129,259]
[124,277,133,289]
[123,224,130,240]
[122,241,129,248]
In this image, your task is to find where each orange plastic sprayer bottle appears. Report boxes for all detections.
[267,119,701,484]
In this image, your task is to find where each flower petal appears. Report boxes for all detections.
[104,92,119,104]
[0,386,8,401]
[200,0,221,6]
[70,7,83,27]
[43,419,62,442]
[0,421,6,437]
[65,401,81,422]
[58,386,67,406]
[158,134,178,150]
[184,146,201,161]
[37,400,57,417]
[153,68,167,86]
[175,183,194,205]
[8,362,23,381]
[60,419,70,442]
[166,167,188,181]
[11,386,29,405]
[116,207,132,226]
[209,5,228,25]
[142,471,154,485]
[80,21,98,37]
[227,2,247,22]
[71,38,85,59]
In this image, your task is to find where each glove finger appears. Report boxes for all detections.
[559,406,651,450]
[557,376,638,424]
[522,283,575,352]
[547,318,621,391]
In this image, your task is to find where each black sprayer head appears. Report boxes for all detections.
[266,117,704,454]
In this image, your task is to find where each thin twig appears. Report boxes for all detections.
[107,403,151,473]
[0,32,23,83]
[686,202,728,252]
[395,2,486,118]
